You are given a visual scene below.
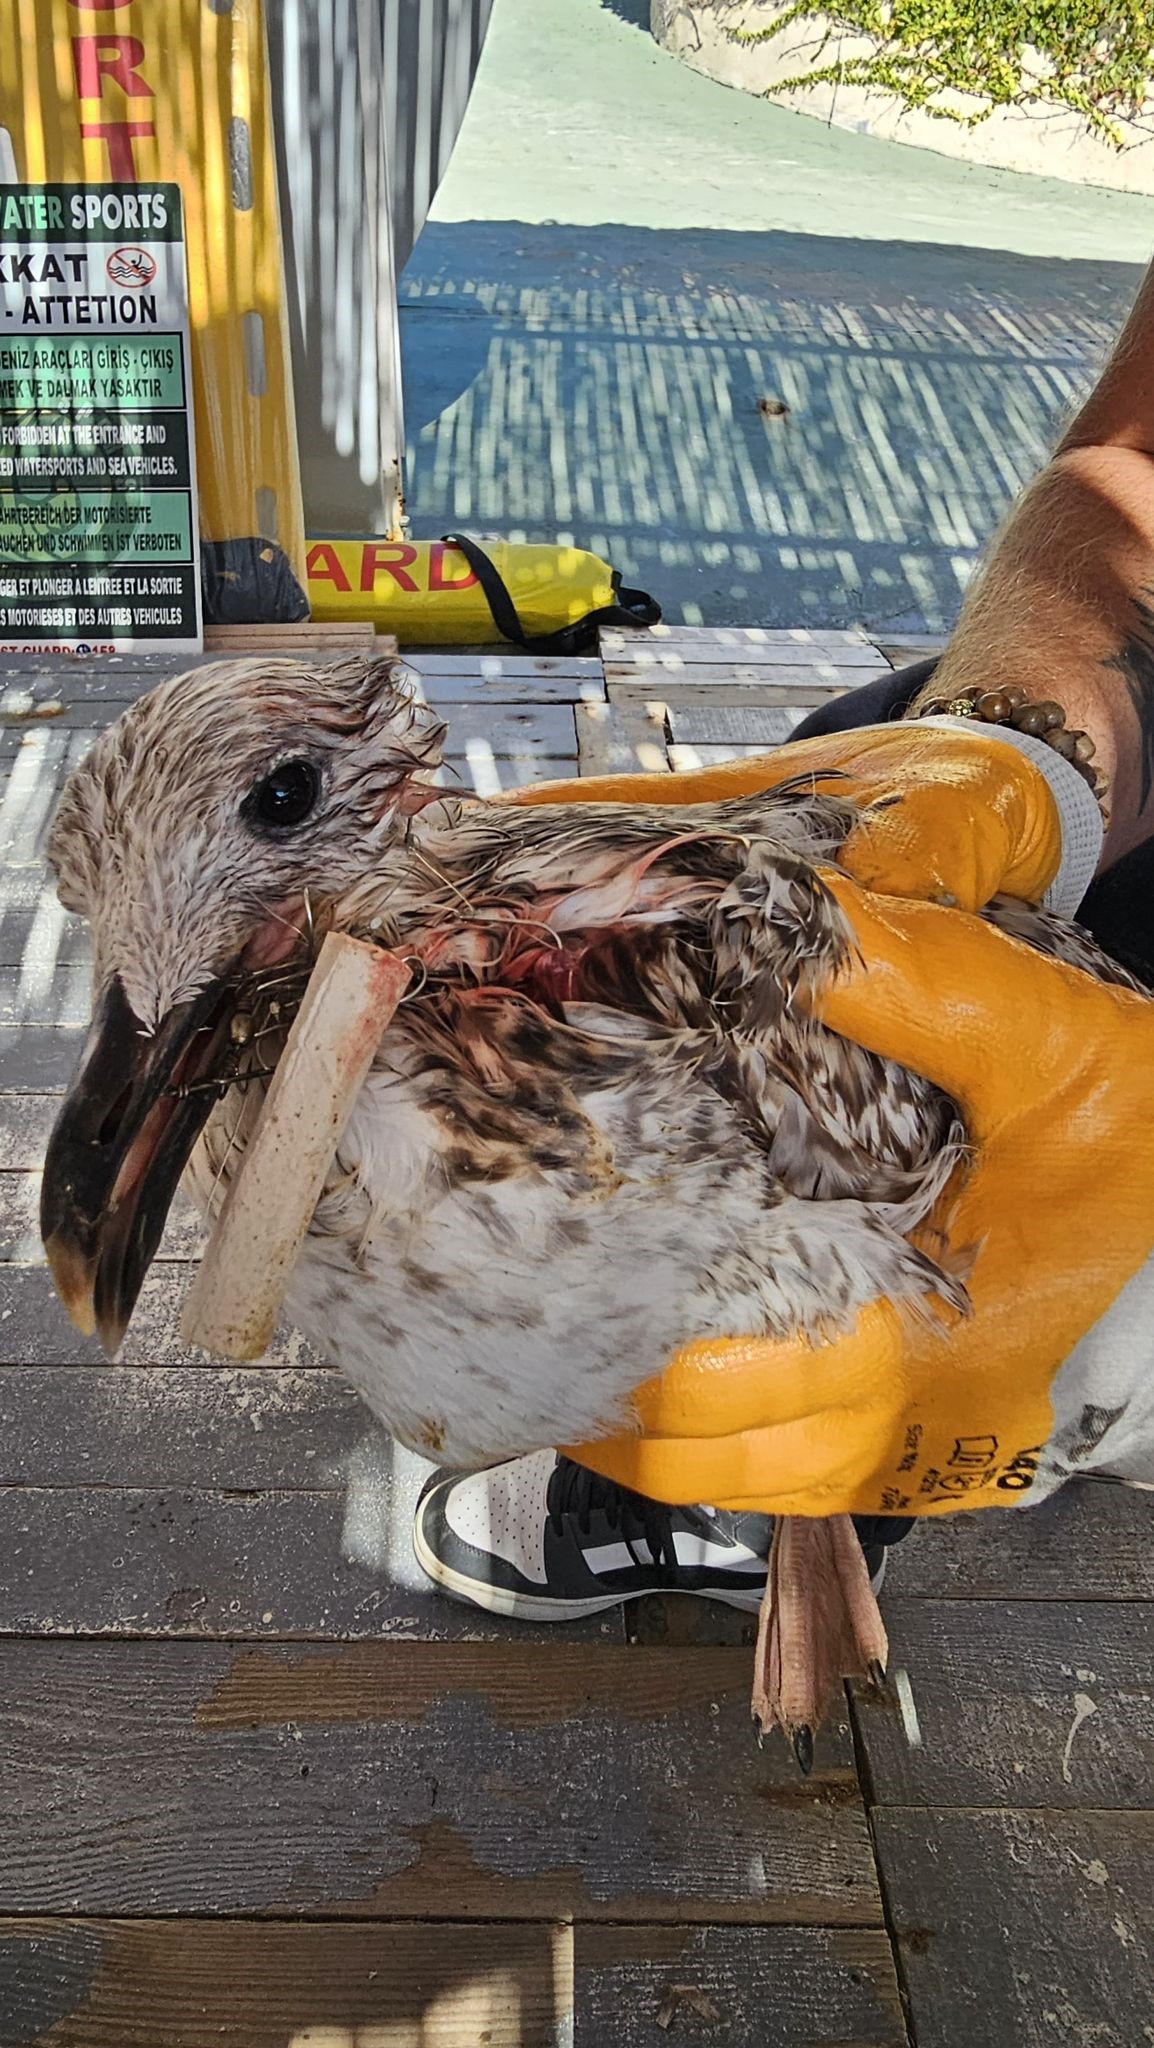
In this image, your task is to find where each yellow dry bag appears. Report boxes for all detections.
[306,534,661,652]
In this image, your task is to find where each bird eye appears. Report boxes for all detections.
[248,759,321,833]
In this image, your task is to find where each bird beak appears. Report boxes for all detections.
[41,972,239,1355]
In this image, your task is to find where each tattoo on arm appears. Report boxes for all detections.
[1103,590,1154,811]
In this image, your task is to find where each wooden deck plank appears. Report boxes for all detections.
[0,1918,910,2048]
[1,639,394,687]
[0,908,90,973]
[608,679,847,708]
[873,1808,1154,2048]
[576,701,670,776]
[610,671,852,704]
[0,1640,878,1922]
[406,651,603,677]
[441,754,579,796]
[0,1026,87,1092]
[418,672,602,704]
[886,1486,1154,1603]
[431,703,578,760]
[0,1366,361,1487]
[0,963,91,1028]
[0,700,580,761]
[0,1096,59,1169]
[0,1916,571,2048]
[603,659,871,690]
[853,1598,1154,1810]
[0,701,138,731]
[405,652,605,702]
[0,1265,311,1366]
[0,1480,620,1642]
[0,1173,202,1263]
[601,624,873,641]
[577,1925,907,2046]
[666,705,807,746]
[874,637,947,670]
[600,629,878,668]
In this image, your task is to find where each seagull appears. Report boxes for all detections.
[38,654,1137,1762]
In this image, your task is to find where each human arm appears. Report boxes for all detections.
[914,258,1154,869]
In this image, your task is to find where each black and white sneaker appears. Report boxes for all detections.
[413,1450,898,1622]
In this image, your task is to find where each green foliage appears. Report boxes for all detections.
[729,0,1154,146]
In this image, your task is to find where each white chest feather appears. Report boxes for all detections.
[188,1010,950,1467]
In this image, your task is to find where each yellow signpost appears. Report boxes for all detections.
[4,0,306,622]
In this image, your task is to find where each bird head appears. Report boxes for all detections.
[40,653,445,1352]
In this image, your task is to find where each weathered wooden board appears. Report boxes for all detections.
[608,679,847,709]
[0,1366,361,1488]
[577,1925,906,2046]
[203,624,389,654]
[0,1096,58,1169]
[577,701,670,777]
[0,906,90,973]
[406,652,604,702]
[0,962,92,1027]
[874,637,947,670]
[407,651,603,678]
[438,755,579,797]
[600,629,879,668]
[0,693,581,768]
[0,867,68,911]
[0,1917,910,2048]
[627,1591,756,1649]
[0,645,395,696]
[0,700,134,731]
[435,703,578,760]
[0,1480,625,1643]
[0,1916,572,2048]
[886,1486,1154,1602]
[603,661,866,693]
[0,666,174,703]
[853,1599,1154,1809]
[666,705,806,746]
[873,1808,1154,2048]
[0,1173,203,1264]
[0,1641,877,1921]
[0,1265,316,1368]
[0,732,96,871]
[0,1028,84,1091]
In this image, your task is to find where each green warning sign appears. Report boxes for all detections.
[0,182,201,653]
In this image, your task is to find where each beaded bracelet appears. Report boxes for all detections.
[916,682,1108,813]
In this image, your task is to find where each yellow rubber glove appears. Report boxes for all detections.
[567,876,1154,1517]
[508,722,1063,911]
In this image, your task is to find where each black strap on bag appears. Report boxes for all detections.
[441,533,660,656]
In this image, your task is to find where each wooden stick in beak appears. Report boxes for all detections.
[182,933,410,1361]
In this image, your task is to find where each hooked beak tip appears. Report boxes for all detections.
[41,969,243,1355]
[42,1231,98,1339]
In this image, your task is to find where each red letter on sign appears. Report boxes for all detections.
[80,121,156,178]
[360,543,419,593]
[428,542,478,592]
[305,544,351,593]
[73,35,153,100]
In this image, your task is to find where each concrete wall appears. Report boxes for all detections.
[651,0,1154,196]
